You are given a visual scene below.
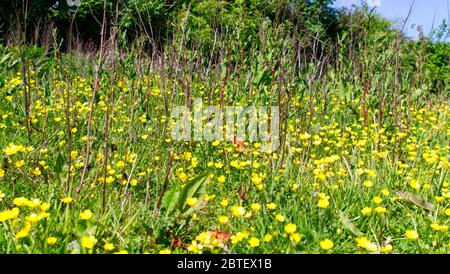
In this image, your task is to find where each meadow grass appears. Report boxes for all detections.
[0,27,449,254]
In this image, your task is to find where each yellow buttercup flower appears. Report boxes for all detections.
[405,230,419,240]
[361,207,372,216]
[266,203,277,210]
[15,160,25,168]
[264,234,273,242]
[217,175,226,183]
[80,209,93,220]
[372,196,382,204]
[16,228,30,239]
[356,237,377,252]
[275,214,285,222]
[70,150,78,159]
[409,179,420,190]
[318,199,330,208]
[159,249,171,254]
[290,233,302,243]
[13,197,27,206]
[103,243,115,251]
[320,239,334,250]
[113,250,128,254]
[251,203,262,211]
[117,161,126,169]
[4,143,25,156]
[248,237,260,248]
[16,222,31,239]
[47,237,57,246]
[444,208,450,216]
[251,173,263,184]
[62,197,73,204]
[0,207,20,222]
[40,202,50,211]
[81,235,98,249]
[284,223,297,234]
[186,197,198,207]
[177,170,187,183]
[381,244,393,253]
[231,206,246,217]
[375,206,387,214]
[220,199,229,207]
[218,216,229,225]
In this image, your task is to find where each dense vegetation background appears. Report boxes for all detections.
[1,0,450,254]
[1,0,449,93]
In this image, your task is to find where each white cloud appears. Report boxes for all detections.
[335,0,381,8]
[366,0,381,7]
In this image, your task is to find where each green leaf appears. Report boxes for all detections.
[161,184,181,216]
[338,210,363,237]
[0,53,11,68]
[396,191,436,211]
[252,68,266,86]
[160,173,210,217]
[178,173,209,214]
[55,153,65,174]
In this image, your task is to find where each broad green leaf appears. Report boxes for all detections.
[161,173,210,217]
[161,184,181,216]
[178,173,209,214]
[55,153,65,174]
[338,210,363,237]
[0,53,11,67]
[252,68,266,86]
[396,191,436,211]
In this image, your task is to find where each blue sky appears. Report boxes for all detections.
[333,0,450,40]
